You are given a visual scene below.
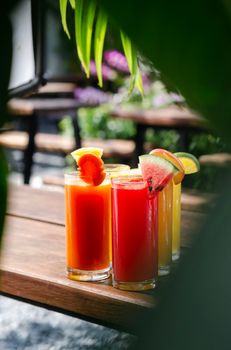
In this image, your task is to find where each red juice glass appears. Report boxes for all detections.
[111,176,158,291]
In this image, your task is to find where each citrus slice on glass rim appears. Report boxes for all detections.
[149,148,185,184]
[71,147,103,163]
[174,152,200,174]
[77,153,106,186]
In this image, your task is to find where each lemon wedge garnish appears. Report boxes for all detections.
[174,152,200,174]
[71,147,103,164]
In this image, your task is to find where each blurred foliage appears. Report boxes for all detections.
[183,165,223,193]
[59,105,136,139]
[146,129,180,153]
[189,132,229,157]
[59,104,229,193]
[101,0,231,144]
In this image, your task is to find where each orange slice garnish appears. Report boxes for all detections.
[78,153,106,186]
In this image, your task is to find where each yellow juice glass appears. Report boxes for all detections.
[172,183,181,260]
[158,181,173,276]
[104,164,131,265]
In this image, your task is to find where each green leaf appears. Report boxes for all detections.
[120,31,137,75]
[136,67,144,95]
[59,0,71,39]
[74,0,85,71]
[82,0,97,78]
[75,0,96,78]
[120,31,143,94]
[69,0,75,9]
[94,7,108,87]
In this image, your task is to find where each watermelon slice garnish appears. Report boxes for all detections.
[78,153,106,186]
[139,154,178,191]
[149,148,185,184]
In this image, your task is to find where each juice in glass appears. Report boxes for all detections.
[111,176,158,291]
[158,180,173,275]
[65,172,111,281]
[104,164,130,265]
[172,183,181,260]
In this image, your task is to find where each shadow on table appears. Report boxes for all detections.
[132,166,231,349]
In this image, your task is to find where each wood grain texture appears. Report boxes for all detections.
[1,215,156,332]
[7,185,65,225]
[181,189,217,212]
[3,184,206,331]
[111,106,208,129]
[37,83,76,94]
[7,185,206,242]
[41,177,216,213]
[7,98,82,116]
[199,153,231,167]
[0,131,135,158]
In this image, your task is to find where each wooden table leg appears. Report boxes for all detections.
[132,124,146,166]
[71,110,81,149]
[23,115,38,184]
[178,128,190,152]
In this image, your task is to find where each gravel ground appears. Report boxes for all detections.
[1,150,135,350]
[0,296,134,350]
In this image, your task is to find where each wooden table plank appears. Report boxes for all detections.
[7,185,206,248]
[3,184,206,332]
[181,190,216,212]
[7,184,207,225]
[111,106,208,129]
[0,132,135,158]
[7,98,82,116]
[1,215,155,332]
[7,185,65,225]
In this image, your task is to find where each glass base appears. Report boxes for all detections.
[67,266,110,282]
[158,265,170,276]
[172,251,180,261]
[112,278,156,291]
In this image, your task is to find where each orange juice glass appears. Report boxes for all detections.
[65,172,111,281]
[172,183,181,260]
[158,181,173,276]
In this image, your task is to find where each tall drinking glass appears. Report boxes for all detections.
[65,172,111,281]
[172,183,181,261]
[104,164,130,266]
[158,181,173,276]
[111,176,158,291]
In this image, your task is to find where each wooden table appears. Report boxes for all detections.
[1,185,206,333]
[7,96,83,184]
[111,106,209,165]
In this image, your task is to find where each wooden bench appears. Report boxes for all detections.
[199,153,231,167]
[111,106,209,165]
[2,184,206,332]
[5,94,138,183]
[0,131,135,159]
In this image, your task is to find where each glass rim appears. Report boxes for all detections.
[64,171,110,181]
[111,175,146,185]
[64,171,79,179]
[104,163,130,170]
